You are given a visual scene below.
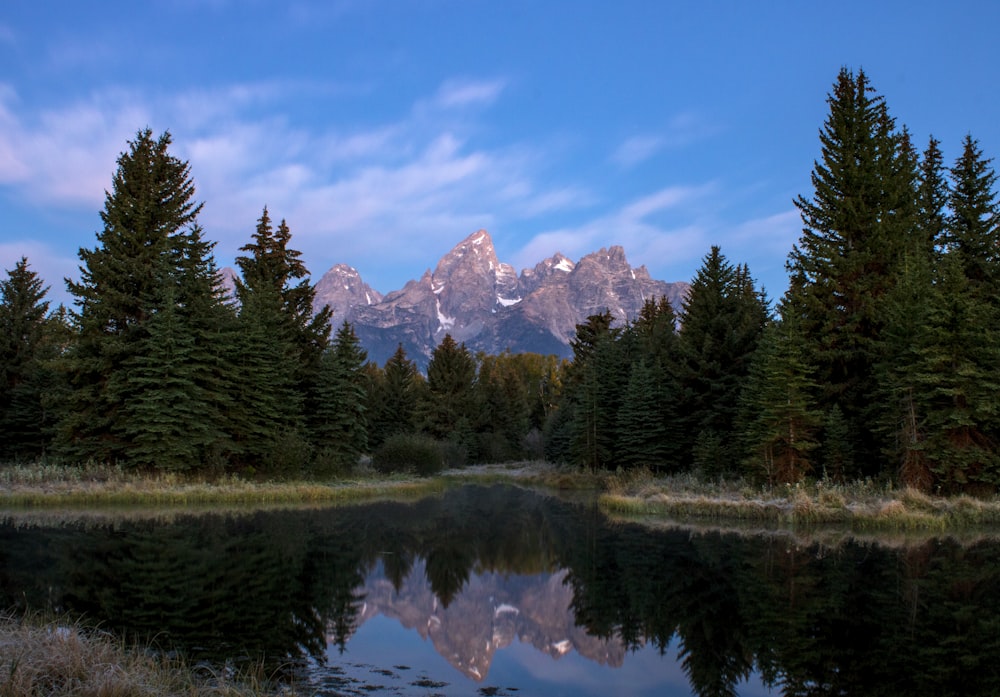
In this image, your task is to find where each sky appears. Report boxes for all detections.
[2,1,999,308]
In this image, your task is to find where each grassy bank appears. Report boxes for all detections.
[599,469,1000,531]
[4,460,1000,531]
[0,461,450,508]
[0,614,295,697]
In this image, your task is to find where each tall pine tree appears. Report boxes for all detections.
[784,68,917,475]
[60,129,221,467]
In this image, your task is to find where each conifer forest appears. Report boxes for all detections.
[3,68,999,495]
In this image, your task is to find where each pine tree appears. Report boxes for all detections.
[912,253,1000,491]
[563,311,627,469]
[675,247,768,472]
[0,258,58,459]
[233,208,331,469]
[59,129,212,465]
[473,352,531,462]
[944,135,1000,301]
[310,321,369,474]
[116,284,218,471]
[615,359,671,470]
[784,68,916,474]
[417,334,477,456]
[917,136,949,254]
[738,313,821,485]
[365,344,420,449]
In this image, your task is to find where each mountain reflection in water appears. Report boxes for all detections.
[2,484,1000,696]
[356,561,623,681]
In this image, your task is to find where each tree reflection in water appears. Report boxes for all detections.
[1,485,1000,696]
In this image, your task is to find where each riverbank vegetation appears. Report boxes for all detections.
[3,67,1000,496]
[5,460,1000,533]
[0,614,288,697]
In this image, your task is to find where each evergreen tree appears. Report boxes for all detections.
[738,312,821,485]
[784,68,917,474]
[944,134,1000,301]
[59,129,214,465]
[562,311,627,469]
[913,253,1000,491]
[116,284,219,471]
[872,246,935,489]
[917,136,949,254]
[233,208,331,469]
[473,352,531,462]
[310,321,369,473]
[417,334,477,456]
[0,258,60,459]
[675,247,768,473]
[615,359,671,470]
[365,344,420,449]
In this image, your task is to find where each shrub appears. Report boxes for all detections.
[261,431,314,480]
[372,433,445,476]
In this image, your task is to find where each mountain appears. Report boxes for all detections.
[313,229,688,367]
[346,560,626,682]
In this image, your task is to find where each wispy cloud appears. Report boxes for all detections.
[612,135,665,168]
[513,184,715,273]
[0,76,586,294]
[433,78,506,109]
[612,112,721,168]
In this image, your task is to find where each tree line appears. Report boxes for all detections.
[2,68,999,492]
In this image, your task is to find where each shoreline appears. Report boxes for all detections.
[2,461,1000,532]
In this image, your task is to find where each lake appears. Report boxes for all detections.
[2,484,999,696]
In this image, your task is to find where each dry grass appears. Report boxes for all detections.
[597,470,1000,531]
[0,614,293,697]
[0,461,449,509]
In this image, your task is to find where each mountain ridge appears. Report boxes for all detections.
[314,229,688,366]
[225,230,689,367]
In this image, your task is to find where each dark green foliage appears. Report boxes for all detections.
[371,432,445,476]
[116,285,222,471]
[228,282,303,466]
[0,258,66,459]
[676,248,768,472]
[911,254,1000,491]
[473,351,531,462]
[944,135,1000,300]
[738,313,821,485]
[784,68,916,474]
[563,311,628,469]
[365,344,421,449]
[231,208,330,472]
[417,334,476,456]
[917,136,949,253]
[820,403,854,483]
[309,321,369,474]
[59,129,224,467]
[615,359,671,470]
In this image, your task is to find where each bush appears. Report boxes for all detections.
[261,430,314,479]
[372,433,445,476]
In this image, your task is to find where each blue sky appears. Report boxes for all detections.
[2,1,999,307]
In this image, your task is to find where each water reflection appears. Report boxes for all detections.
[2,485,1000,696]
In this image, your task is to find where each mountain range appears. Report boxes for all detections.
[307,230,688,367]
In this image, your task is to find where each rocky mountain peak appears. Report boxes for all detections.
[312,230,689,368]
[313,263,383,325]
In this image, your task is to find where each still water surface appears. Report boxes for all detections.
[2,484,999,696]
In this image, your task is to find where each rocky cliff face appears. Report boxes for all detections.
[311,229,688,367]
[312,263,383,327]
